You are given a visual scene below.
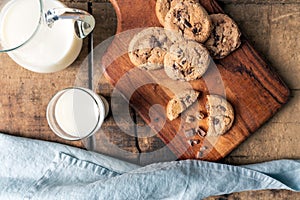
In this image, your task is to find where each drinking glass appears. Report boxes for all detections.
[46,87,109,141]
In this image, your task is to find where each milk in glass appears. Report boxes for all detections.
[53,88,103,139]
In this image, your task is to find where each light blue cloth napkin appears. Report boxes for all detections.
[0,133,299,200]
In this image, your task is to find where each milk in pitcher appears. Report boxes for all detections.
[0,0,83,73]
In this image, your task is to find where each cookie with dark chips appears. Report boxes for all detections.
[164,1,212,43]
[205,14,241,59]
[164,40,210,81]
[155,0,199,26]
[206,94,234,136]
[128,27,172,70]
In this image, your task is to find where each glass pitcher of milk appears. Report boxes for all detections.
[0,0,95,73]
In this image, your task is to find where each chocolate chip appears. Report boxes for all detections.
[184,128,196,138]
[195,23,202,29]
[217,105,227,112]
[196,146,208,158]
[186,115,195,123]
[192,28,198,34]
[213,118,220,125]
[200,146,208,151]
[176,10,182,20]
[187,139,200,146]
[192,23,202,35]
[196,127,207,137]
[149,36,160,47]
[184,19,192,28]
[195,112,205,120]
[177,49,183,54]
[192,139,200,145]
[186,95,191,102]
[196,151,203,158]
[186,68,193,75]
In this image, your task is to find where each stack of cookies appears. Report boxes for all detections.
[128,0,240,137]
[156,0,241,60]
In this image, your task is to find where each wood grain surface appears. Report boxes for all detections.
[0,0,299,199]
[102,0,290,160]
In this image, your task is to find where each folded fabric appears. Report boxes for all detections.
[0,133,299,200]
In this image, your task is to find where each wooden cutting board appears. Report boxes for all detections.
[101,0,290,161]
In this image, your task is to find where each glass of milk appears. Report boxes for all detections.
[46,87,109,141]
[0,0,95,73]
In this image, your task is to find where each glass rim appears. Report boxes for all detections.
[0,0,43,53]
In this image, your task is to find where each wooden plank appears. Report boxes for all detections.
[0,0,298,198]
[268,4,300,89]
[135,113,177,165]
[91,2,140,163]
[102,0,290,161]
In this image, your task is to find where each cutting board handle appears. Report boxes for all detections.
[109,0,162,33]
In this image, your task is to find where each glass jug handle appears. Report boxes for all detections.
[45,8,95,39]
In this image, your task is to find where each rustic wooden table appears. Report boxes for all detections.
[0,0,299,199]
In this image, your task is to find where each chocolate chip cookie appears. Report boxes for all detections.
[205,14,241,59]
[166,89,199,121]
[164,40,210,81]
[128,27,172,70]
[164,1,212,43]
[155,0,199,26]
[206,95,234,136]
